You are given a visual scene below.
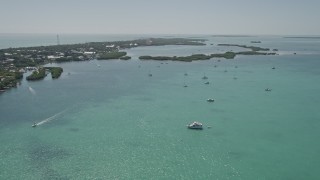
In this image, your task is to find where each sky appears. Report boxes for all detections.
[0,0,319,35]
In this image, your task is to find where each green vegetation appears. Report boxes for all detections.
[138,50,277,62]
[217,44,270,51]
[139,54,209,62]
[211,52,236,59]
[0,71,23,90]
[13,59,38,67]
[26,68,46,81]
[284,36,320,39]
[139,52,237,62]
[55,56,83,62]
[1,37,206,68]
[236,51,276,55]
[212,35,254,37]
[46,67,63,79]
[14,72,23,80]
[0,37,280,91]
[24,67,63,81]
[119,56,131,60]
[97,52,127,60]
[136,38,206,46]
[0,77,16,90]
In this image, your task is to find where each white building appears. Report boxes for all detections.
[84,52,95,55]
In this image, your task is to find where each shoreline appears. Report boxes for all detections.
[0,37,278,92]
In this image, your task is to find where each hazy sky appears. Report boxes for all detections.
[1,0,319,35]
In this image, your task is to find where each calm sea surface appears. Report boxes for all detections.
[1,34,320,179]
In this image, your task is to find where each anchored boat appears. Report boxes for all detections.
[187,121,203,130]
[207,98,215,102]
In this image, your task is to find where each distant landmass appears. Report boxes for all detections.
[0,37,277,92]
[212,35,255,37]
[284,36,320,39]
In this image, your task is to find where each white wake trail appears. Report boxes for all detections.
[28,86,36,95]
[35,110,67,126]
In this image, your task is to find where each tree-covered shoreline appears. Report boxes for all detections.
[139,43,277,62]
[0,38,278,92]
[0,38,206,92]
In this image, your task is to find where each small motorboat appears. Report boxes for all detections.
[272,67,276,69]
[184,84,188,87]
[204,82,209,85]
[148,73,152,77]
[207,99,215,102]
[32,123,37,128]
[265,88,272,92]
[187,121,203,130]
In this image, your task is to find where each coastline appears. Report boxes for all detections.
[0,37,278,92]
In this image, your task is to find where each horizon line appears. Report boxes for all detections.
[0,32,320,36]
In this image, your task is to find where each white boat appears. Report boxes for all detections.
[32,123,37,127]
[187,121,203,129]
[202,73,208,79]
[207,98,214,102]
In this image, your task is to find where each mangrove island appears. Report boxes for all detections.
[0,37,278,92]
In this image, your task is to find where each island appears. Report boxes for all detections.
[97,52,127,60]
[26,68,46,81]
[119,56,131,60]
[284,36,320,39]
[46,67,63,79]
[0,70,23,91]
[212,35,254,37]
[0,38,206,92]
[139,51,276,62]
[0,38,278,92]
[139,52,236,62]
[26,67,63,81]
[217,44,270,51]
[139,43,276,62]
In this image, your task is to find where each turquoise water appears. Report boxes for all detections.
[1,35,320,179]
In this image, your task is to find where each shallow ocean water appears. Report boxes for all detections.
[1,35,320,179]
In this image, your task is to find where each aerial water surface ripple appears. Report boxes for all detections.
[0,35,320,179]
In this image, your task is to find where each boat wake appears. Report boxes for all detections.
[35,110,67,126]
[95,61,101,67]
[28,86,36,95]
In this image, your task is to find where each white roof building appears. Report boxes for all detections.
[84,52,95,55]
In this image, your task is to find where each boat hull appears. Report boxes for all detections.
[188,126,203,130]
